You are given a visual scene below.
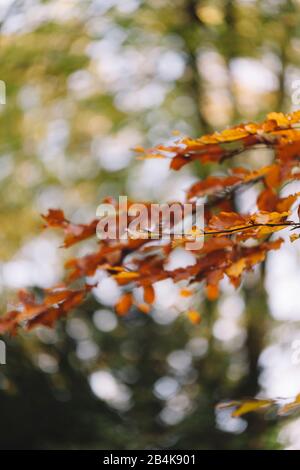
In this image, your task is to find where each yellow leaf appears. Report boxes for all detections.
[217,398,275,418]
[251,211,290,224]
[113,271,139,280]
[290,233,300,243]
[226,259,246,278]
[267,112,289,127]
[136,153,166,160]
[232,399,274,417]
[216,128,249,142]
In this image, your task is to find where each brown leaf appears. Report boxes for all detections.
[42,209,98,247]
[0,287,87,334]
[208,212,246,231]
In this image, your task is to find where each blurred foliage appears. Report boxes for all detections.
[1,0,300,449]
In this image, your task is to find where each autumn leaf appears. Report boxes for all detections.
[115,293,133,316]
[205,284,219,301]
[267,111,290,127]
[113,271,140,282]
[217,399,275,417]
[144,285,155,304]
[232,399,275,417]
[208,212,247,231]
[217,392,300,418]
[42,209,98,247]
[226,259,247,279]
[0,287,87,334]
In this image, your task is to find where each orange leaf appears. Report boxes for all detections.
[116,293,132,316]
[206,284,219,301]
[144,285,155,304]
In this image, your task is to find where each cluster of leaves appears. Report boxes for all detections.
[2,110,300,334]
[3,109,300,417]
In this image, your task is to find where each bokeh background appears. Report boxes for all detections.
[1,0,300,450]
